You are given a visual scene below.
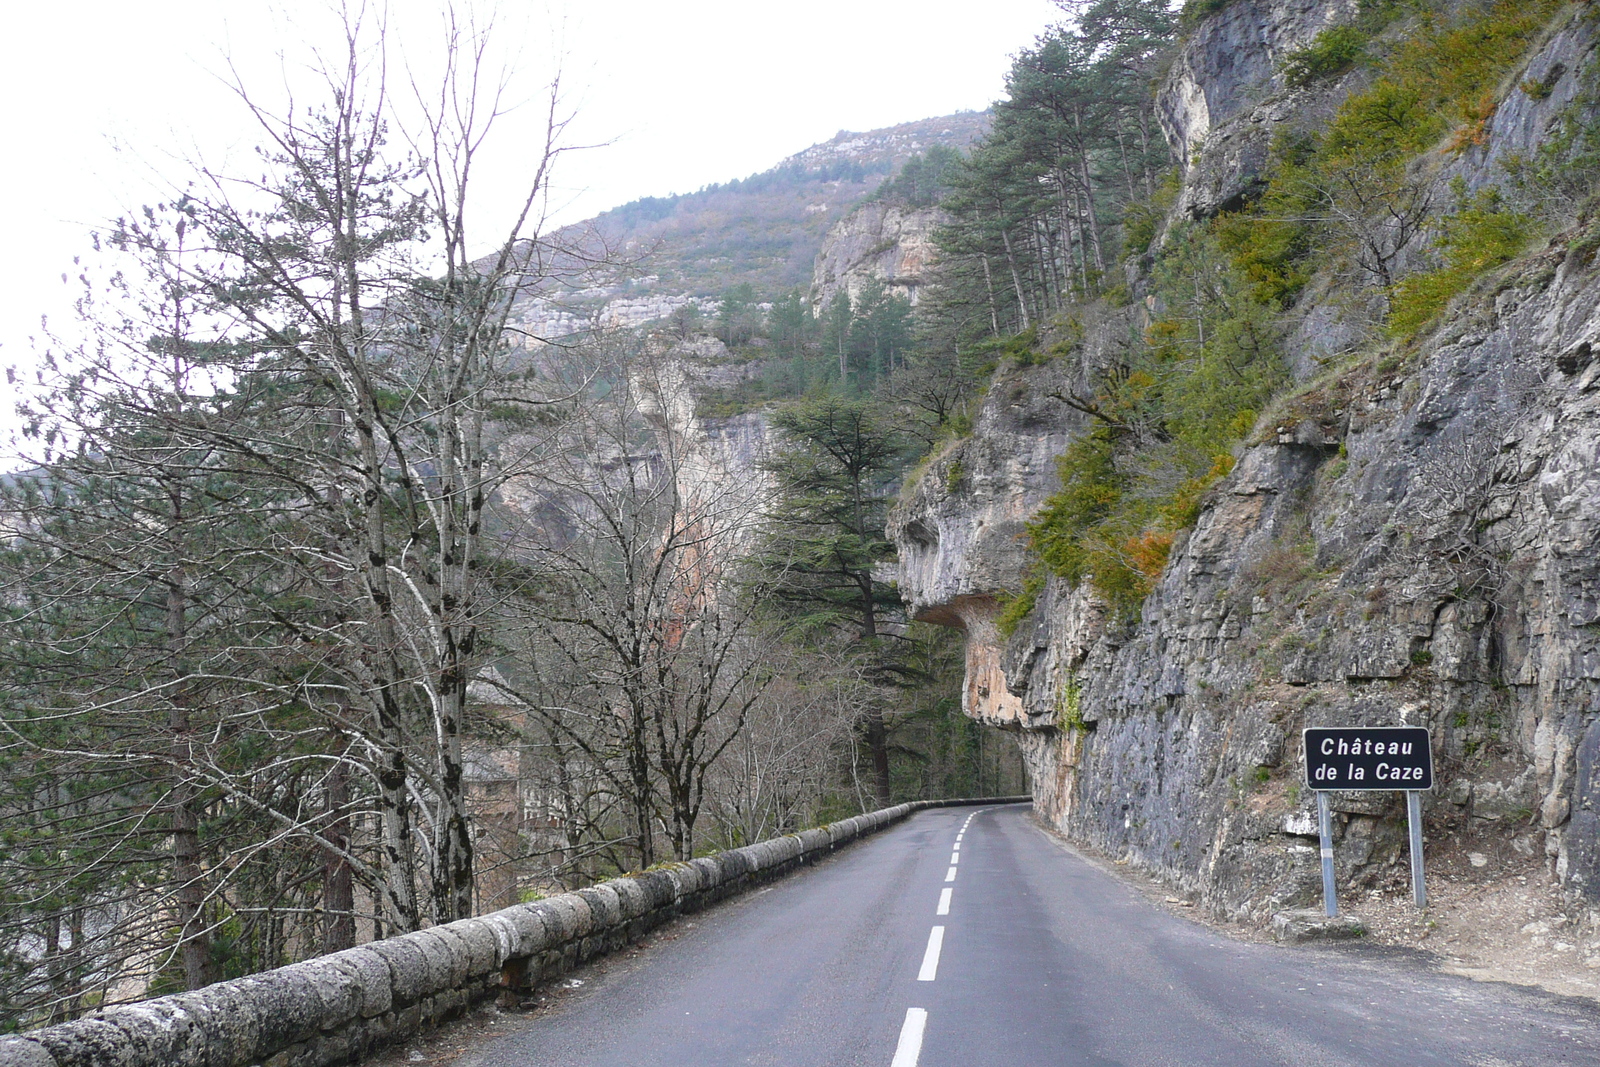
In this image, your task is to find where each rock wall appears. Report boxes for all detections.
[1158,0,1358,218]
[811,199,942,309]
[0,800,1024,1067]
[891,1,1600,921]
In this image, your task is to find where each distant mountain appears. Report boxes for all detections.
[515,112,988,340]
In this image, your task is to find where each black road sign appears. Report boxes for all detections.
[1304,727,1433,790]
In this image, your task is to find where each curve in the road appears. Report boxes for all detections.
[463,805,1600,1067]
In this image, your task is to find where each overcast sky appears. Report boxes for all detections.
[0,0,1062,397]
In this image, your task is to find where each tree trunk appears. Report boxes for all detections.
[321,755,356,953]
[167,548,212,990]
[1072,120,1107,280]
[864,706,892,808]
[999,226,1031,331]
[980,256,1001,337]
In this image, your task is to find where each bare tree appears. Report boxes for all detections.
[1295,159,1439,311]
[494,337,776,866]
[0,6,604,1028]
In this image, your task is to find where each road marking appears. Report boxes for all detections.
[955,834,963,842]
[953,841,961,850]
[937,887,952,915]
[891,1008,927,1067]
[950,851,959,864]
[944,866,957,882]
[918,926,945,981]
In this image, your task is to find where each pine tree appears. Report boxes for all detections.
[757,395,908,805]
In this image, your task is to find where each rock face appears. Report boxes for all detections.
[1158,0,1357,218]
[891,1,1600,921]
[811,199,943,308]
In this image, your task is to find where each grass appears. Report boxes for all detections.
[1219,0,1565,312]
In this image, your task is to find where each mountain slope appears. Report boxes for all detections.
[514,112,987,340]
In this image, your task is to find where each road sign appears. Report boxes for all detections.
[1303,726,1432,790]
[1303,726,1434,917]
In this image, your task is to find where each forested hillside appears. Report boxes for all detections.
[586,113,990,294]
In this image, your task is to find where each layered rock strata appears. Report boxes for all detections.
[811,199,943,308]
[892,1,1600,920]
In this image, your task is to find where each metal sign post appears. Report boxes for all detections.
[1303,726,1434,915]
[1407,790,1426,909]
[1317,790,1338,917]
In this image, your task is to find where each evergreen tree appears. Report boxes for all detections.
[758,395,908,805]
[820,291,854,385]
[850,277,913,382]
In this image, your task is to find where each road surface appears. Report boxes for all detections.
[464,804,1600,1066]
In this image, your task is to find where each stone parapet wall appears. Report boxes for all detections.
[0,798,1026,1067]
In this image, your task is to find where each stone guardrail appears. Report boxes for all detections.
[1,796,1029,1067]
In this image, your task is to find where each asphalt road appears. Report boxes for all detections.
[464,804,1600,1066]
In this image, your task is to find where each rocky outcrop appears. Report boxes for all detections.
[893,1,1600,922]
[511,112,990,345]
[1157,0,1358,218]
[785,112,988,172]
[811,199,943,309]
[889,307,1154,749]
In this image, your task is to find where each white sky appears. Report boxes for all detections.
[0,0,1062,401]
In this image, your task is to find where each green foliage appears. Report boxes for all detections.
[716,282,762,346]
[876,145,963,207]
[1281,24,1371,88]
[1180,0,1235,30]
[970,327,1040,366]
[1026,224,1283,615]
[944,458,965,493]
[1215,134,1319,305]
[1507,55,1600,213]
[1057,676,1087,731]
[1318,0,1561,163]
[1216,0,1563,320]
[1388,185,1534,338]
[1121,168,1182,258]
[757,395,909,641]
[1030,428,1124,588]
[927,0,1178,338]
[995,572,1046,638]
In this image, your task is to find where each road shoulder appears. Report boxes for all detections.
[1023,809,1600,1005]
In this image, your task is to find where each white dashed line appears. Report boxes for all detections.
[950,851,959,864]
[944,866,957,882]
[953,841,961,851]
[937,887,952,915]
[891,1008,927,1067]
[917,926,945,981]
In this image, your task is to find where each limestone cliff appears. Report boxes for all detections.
[890,0,1600,923]
[811,199,943,309]
[1159,0,1359,218]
